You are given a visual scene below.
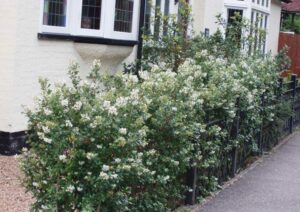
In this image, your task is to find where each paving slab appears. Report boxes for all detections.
[198,132,300,212]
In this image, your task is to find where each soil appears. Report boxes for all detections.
[0,156,33,212]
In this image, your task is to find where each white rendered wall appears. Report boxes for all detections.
[0,0,136,132]
[193,0,224,35]
[0,0,18,132]
[267,0,281,54]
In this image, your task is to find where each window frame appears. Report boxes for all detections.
[39,0,140,41]
[39,0,70,34]
[73,0,106,37]
[144,0,181,36]
[251,9,269,53]
[108,0,140,40]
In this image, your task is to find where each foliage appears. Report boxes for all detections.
[281,14,300,34]
[20,53,285,210]
[20,1,290,210]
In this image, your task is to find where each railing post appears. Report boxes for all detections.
[258,95,264,156]
[278,77,283,97]
[231,98,240,177]
[289,74,297,133]
[185,166,197,205]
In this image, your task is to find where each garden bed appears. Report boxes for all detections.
[0,156,33,211]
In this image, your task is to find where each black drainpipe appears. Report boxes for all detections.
[137,0,146,63]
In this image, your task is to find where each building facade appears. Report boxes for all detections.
[0,0,286,153]
[0,0,142,153]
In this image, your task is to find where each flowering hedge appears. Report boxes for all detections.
[19,44,282,210]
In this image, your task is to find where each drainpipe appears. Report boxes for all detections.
[137,0,146,62]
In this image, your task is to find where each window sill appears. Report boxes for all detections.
[37,33,139,47]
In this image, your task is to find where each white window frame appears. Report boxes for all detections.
[107,0,140,40]
[72,0,106,37]
[251,9,269,53]
[39,0,71,34]
[39,0,140,41]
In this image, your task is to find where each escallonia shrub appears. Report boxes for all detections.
[20,60,206,211]
[20,48,281,211]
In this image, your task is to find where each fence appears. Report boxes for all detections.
[185,74,300,205]
[278,32,300,77]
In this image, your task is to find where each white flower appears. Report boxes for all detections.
[122,165,131,171]
[129,75,138,83]
[32,182,39,187]
[79,161,85,165]
[81,114,90,121]
[172,107,177,112]
[96,145,103,149]
[119,128,127,135]
[138,129,147,137]
[148,149,156,155]
[44,108,52,115]
[114,158,121,163]
[164,175,170,181]
[115,97,129,107]
[99,171,109,180]
[42,126,50,134]
[92,59,101,68]
[59,155,67,161]
[102,165,110,172]
[108,106,118,115]
[77,187,83,192]
[73,101,82,111]
[130,89,139,100]
[86,152,96,160]
[37,132,45,140]
[103,101,111,109]
[61,99,69,107]
[140,71,150,80]
[44,137,52,144]
[173,161,179,166]
[79,80,89,87]
[89,122,97,129]
[41,205,49,210]
[200,49,208,56]
[110,174,118,179]
[66,185,75,193]
[65,120,73,127]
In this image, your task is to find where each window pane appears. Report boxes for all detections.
[163,0,170,35]
[43,0,67,27]
[114,0,134,33]
[144,0,152,34]
[81,0,102,30]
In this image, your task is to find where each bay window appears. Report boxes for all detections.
[40,0,140,41]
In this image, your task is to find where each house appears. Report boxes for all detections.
[0,0,143,153]
[192,0,288,54]
[146,0,289,53]
[0,0,288,154]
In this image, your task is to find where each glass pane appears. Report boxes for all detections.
[163,0,170,35]
[144,0,152,34]
[43,0,67,27]
[114,0,134,33]
[81,0,102,30]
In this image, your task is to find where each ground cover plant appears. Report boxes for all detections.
[20,1,290,211]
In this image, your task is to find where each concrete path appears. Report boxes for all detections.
[198,132,300,212]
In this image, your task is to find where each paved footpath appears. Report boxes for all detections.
[198,132,300,212]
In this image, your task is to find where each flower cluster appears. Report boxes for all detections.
[20,41,282,211]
